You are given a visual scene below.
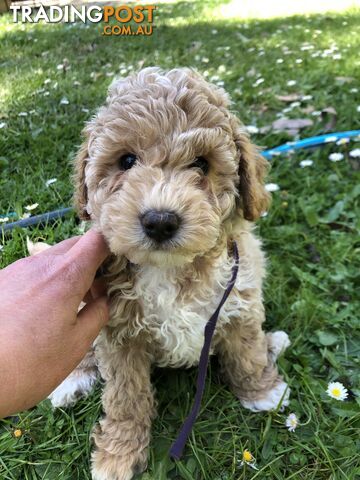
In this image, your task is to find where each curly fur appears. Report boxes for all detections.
[68,67,289,480]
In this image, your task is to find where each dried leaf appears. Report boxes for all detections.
[301,105,315,114]
[335,76,354,85]
[321,107,337,131]
[276,93,301,102]
[272,117,313,136]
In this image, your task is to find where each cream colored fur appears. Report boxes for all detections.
[46,67,290,480]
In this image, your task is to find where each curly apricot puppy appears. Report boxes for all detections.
[55,67,290,480]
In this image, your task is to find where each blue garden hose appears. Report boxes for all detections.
[262,130,360,159]
[1,130,359,234]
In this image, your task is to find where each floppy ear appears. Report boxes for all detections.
[231,116,271,221]
[73,138,91,221]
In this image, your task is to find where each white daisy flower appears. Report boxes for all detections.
[0,217,9,223]
[311,110,322,117]
[25,203,39,211]
[285,413,299,432]
[336,138,349,145]
[329,153,344,162]
[326,382,348,401]
[56,64,64,70]
[324,136,338,143]
[300,159,313,167]
[18,112,28,117]
[238,450,258,470]
[357,106,360,113]
[211,29,218,34]
[301,95,313,101]
[73,80,81,86]
[349,148,360,158]
[260,211,268,218]
[60,97,69,105]
[295,58,303,64]
[44,78,51,85]
[265,183,280,192]
[21,212,31,219]
[253,78,264,87]
[350,88,358,93]
[276,58,284,64]
[45,178,57,186]
[245,125,259,134]
[202,57,209,63]
[290,101,301,108]
[0,122,6,129]
[287,80,297,87]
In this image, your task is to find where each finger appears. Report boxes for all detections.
[39,236,81,257]
[66,229,109,280]
[82,278,108,304]
[76,296,109,345]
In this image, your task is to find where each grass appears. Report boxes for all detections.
[1,1,360,478]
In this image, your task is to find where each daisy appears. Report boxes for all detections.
[300,159,313,167]
[238,449,258,470]
[45,178,57,187]
[276,58,284,64]
[25,203,39,211]
[60,97,70,105]
[21,213,31,219]
[18,112,28,117]
[0,217,9,223]
[285,413,299,432]
[0,122,6,129]
[357,106,360,113]
[350,148,360,158]
[245,125,259,134]
[253,78,264,87]
[329,153,344,162]
[287,80,297,87]
[13,429,23,438]
[326,382,348,401]
[336,138,349,145]
[265,183,280,192]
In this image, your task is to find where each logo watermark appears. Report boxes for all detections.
[10,4,157,36]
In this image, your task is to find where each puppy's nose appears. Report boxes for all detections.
[141,210,180,242]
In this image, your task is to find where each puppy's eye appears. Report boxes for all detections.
[190,156,209,175]
[119,153,137,170]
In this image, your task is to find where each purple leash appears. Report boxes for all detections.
[169,241,239,460]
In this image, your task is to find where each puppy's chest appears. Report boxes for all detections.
[134,266,229,368]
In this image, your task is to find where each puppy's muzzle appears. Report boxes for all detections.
[141,210,180,243]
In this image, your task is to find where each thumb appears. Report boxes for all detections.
[76,296,109,345]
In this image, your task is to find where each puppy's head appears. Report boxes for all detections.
[74,67,270,267]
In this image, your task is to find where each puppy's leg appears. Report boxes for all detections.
[91,335,155,480]
[48,348,98,407]
[217,310,290,412]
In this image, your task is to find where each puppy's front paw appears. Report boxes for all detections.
[91,448,146,480]
[267,331,291,362]
[240,380,290,412]
[48,367,98,408]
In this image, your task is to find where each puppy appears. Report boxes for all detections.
[56,67,290,480]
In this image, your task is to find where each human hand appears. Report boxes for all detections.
[0,229,109,417]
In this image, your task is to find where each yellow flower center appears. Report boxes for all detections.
[332,388,341,397]
[13,429,22,438]
[243,450,253,462]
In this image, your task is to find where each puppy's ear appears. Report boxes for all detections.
[73,139,91,220]
[231,116,271,221]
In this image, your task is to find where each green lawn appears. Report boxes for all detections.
[1,1,360,479]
